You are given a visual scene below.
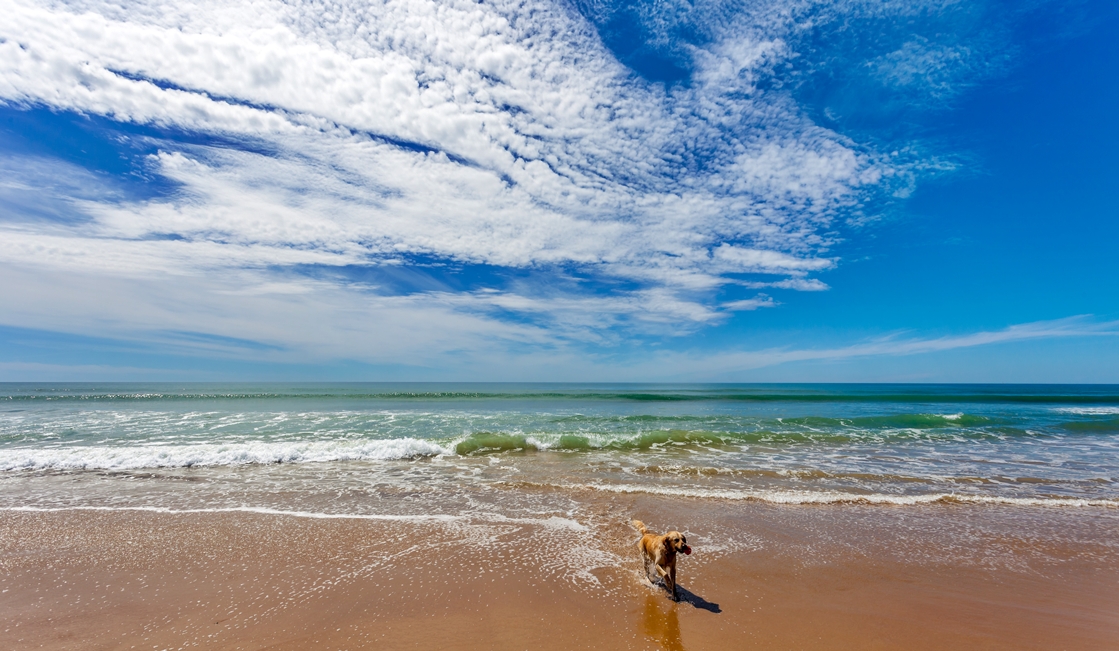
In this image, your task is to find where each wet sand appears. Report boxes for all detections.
[2,495,1117,650]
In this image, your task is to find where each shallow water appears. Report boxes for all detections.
[2,383,1117,515]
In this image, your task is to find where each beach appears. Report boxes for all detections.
[2,384,1117,649]
[3,495,1116,650]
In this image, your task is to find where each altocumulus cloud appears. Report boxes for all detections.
[0,0,1020,366]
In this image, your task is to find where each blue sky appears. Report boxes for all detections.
[0,0,1116,381]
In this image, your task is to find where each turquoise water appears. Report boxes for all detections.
[2,383,1117,510]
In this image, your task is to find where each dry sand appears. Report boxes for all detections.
[2,495,1116,650]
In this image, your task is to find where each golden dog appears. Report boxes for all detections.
[631,520,691,601]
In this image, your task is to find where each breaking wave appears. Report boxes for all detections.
[0,438,450,470]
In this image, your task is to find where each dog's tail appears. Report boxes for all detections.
[630,519,648,535]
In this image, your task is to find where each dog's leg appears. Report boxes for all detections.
[654,562,670,594]
[639,542,652,581]
[661,567,675,601]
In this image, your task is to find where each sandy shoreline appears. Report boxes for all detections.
[2,497,1117,650]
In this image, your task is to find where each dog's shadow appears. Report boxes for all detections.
[646,578,721,613]
[674,585,721,613]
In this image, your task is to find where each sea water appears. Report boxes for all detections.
[2,383,1117,520]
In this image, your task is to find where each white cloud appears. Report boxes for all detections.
[712,244,835,274]
[0,261,554,365]
[739,278,829,291]
[721,295,777,311]
[0,0,1017,363]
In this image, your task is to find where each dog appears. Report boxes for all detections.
[631,520,691,601]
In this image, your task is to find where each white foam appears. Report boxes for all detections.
[0,505,590,532]
[0,505,460,521]
[524,435,550,450]
[509,514,587,531]
[0,438,452,471]
[1053,407,1119,415]
[567,483,1119,507]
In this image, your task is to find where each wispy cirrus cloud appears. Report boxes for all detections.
[644,317,1119,379]
[0,0,1042,364]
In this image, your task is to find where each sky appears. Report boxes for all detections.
[0,0,1116,382]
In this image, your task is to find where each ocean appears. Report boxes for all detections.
[2,383,1117,516]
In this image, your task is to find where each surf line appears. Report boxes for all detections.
[0,505,461,521]
[559,484,1119,507]
[0,505,591,529]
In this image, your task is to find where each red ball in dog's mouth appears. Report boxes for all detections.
[682,546,691,555]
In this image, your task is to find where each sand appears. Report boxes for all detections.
[2,495,1117,650]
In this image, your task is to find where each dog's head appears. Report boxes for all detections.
[665,531,691,556]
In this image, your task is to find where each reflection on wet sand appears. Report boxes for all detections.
[643,594,685,651]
